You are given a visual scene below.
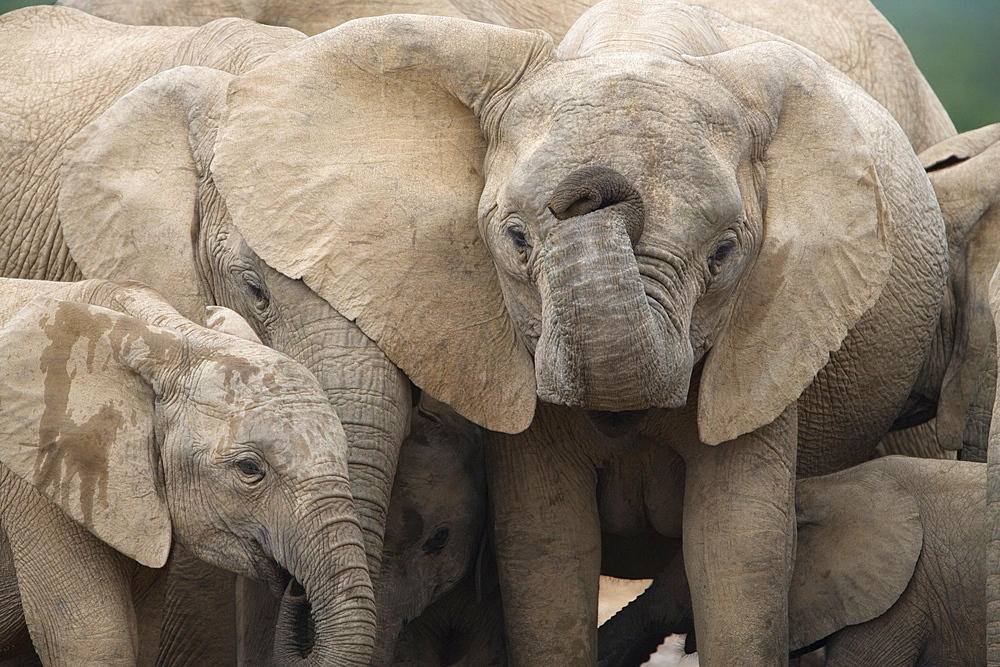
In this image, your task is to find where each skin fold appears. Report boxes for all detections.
[0,278,373,666]
[211,3,949,663]
[599,456,986,667]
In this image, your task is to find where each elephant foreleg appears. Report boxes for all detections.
[485,405,601,665]
[679,403,797,666]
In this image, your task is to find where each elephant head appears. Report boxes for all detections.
[204,0,924,446]
[0,280,375,665]
[55,65,412,581]
[373,399,487,664]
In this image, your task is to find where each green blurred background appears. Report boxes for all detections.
[0,0,997,131]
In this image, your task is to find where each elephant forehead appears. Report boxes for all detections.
[495,58,749,217]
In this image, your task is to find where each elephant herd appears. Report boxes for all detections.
[0,0,998,665]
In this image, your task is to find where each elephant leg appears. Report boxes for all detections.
[2,481,140,665]
[156,547,237,667]
[235,576,278,665]
[485,405,601,665]
[679,403,797,666]
[597,548,693,667]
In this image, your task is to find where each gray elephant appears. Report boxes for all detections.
[210,3,950,662]
[53,0,952,151]
[599,456,986,667]
[879,124,1000,463]
[0,8,410,663]
[0,278,373,666]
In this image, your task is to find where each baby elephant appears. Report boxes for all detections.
[0,278,374,666]
[599,455,985,666]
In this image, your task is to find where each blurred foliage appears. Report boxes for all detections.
[0,0,997,131]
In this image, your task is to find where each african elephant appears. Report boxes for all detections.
[876,124,1000,462]
[209,2,949,662]
[53,0,952,150]
[599,456,986,667]
[0,278,373,666]
[0,8,411,662]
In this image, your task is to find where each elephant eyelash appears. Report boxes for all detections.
[234,457,266,484]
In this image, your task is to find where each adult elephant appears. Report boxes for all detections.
[0,7,483,664]
[207,1,949,663]
[54,0,953,152]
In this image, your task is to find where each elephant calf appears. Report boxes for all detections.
[0,278,374,666]
[599,455,985,667]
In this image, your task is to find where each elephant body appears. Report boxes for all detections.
[599,456,986,667]
[0,278,374,665]
[55,0,952,149]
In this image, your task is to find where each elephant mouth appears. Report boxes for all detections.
[282,577,316,658]
[586,409,647,437]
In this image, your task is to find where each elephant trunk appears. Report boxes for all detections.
[535,204,692,412]
[272,498,377,667]
[305,332,411,580]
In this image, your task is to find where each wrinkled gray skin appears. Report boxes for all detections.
[881,125,1000,463]
[373,402,487,665]
[985,239,1000,665]
[599,457,986,667]
[55,0,952,152]
[0,278,373,666]
[0,8,410,664]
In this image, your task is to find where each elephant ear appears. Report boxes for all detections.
[0,295,183,568]
[693,42,896,445]
[204,305,262,344]
[58,66,236,324]
[212,15,554,434]
[920,125,1000,451]
[788,461,923,649]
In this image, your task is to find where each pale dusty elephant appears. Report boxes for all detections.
[878,124,1000,462]
[0,278,373,666]
[0,8,410,663]
[207,3,949,662]
[54,0,953,150]
[599,456,986,667]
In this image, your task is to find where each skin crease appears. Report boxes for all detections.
[0,278,374,666]
[598,457,986,667]
[208,5,948,664]
[0,7,411,665]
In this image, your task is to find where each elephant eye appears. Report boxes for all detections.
[235,457,266,484]
[507,226,530,259]
[242,272,269,310]
[423,527,450,554]
[708,239,736,276]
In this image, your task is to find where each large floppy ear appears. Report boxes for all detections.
[212,16,554,434]
[57,66,236,324]
[0,295,185,568]
[694,42,897,445]
[788,462,923,649]
[920,125,1000,451]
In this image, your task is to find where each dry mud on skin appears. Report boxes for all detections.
[598,577,700,666]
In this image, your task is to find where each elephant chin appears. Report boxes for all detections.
[586,409,649,437]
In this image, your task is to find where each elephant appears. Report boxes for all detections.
[206,2,950,662]
[53,0,952,150]
[876,124,1000,463]
[0,277,374,666]
[598,456,986,667]
[0,7,411,662]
